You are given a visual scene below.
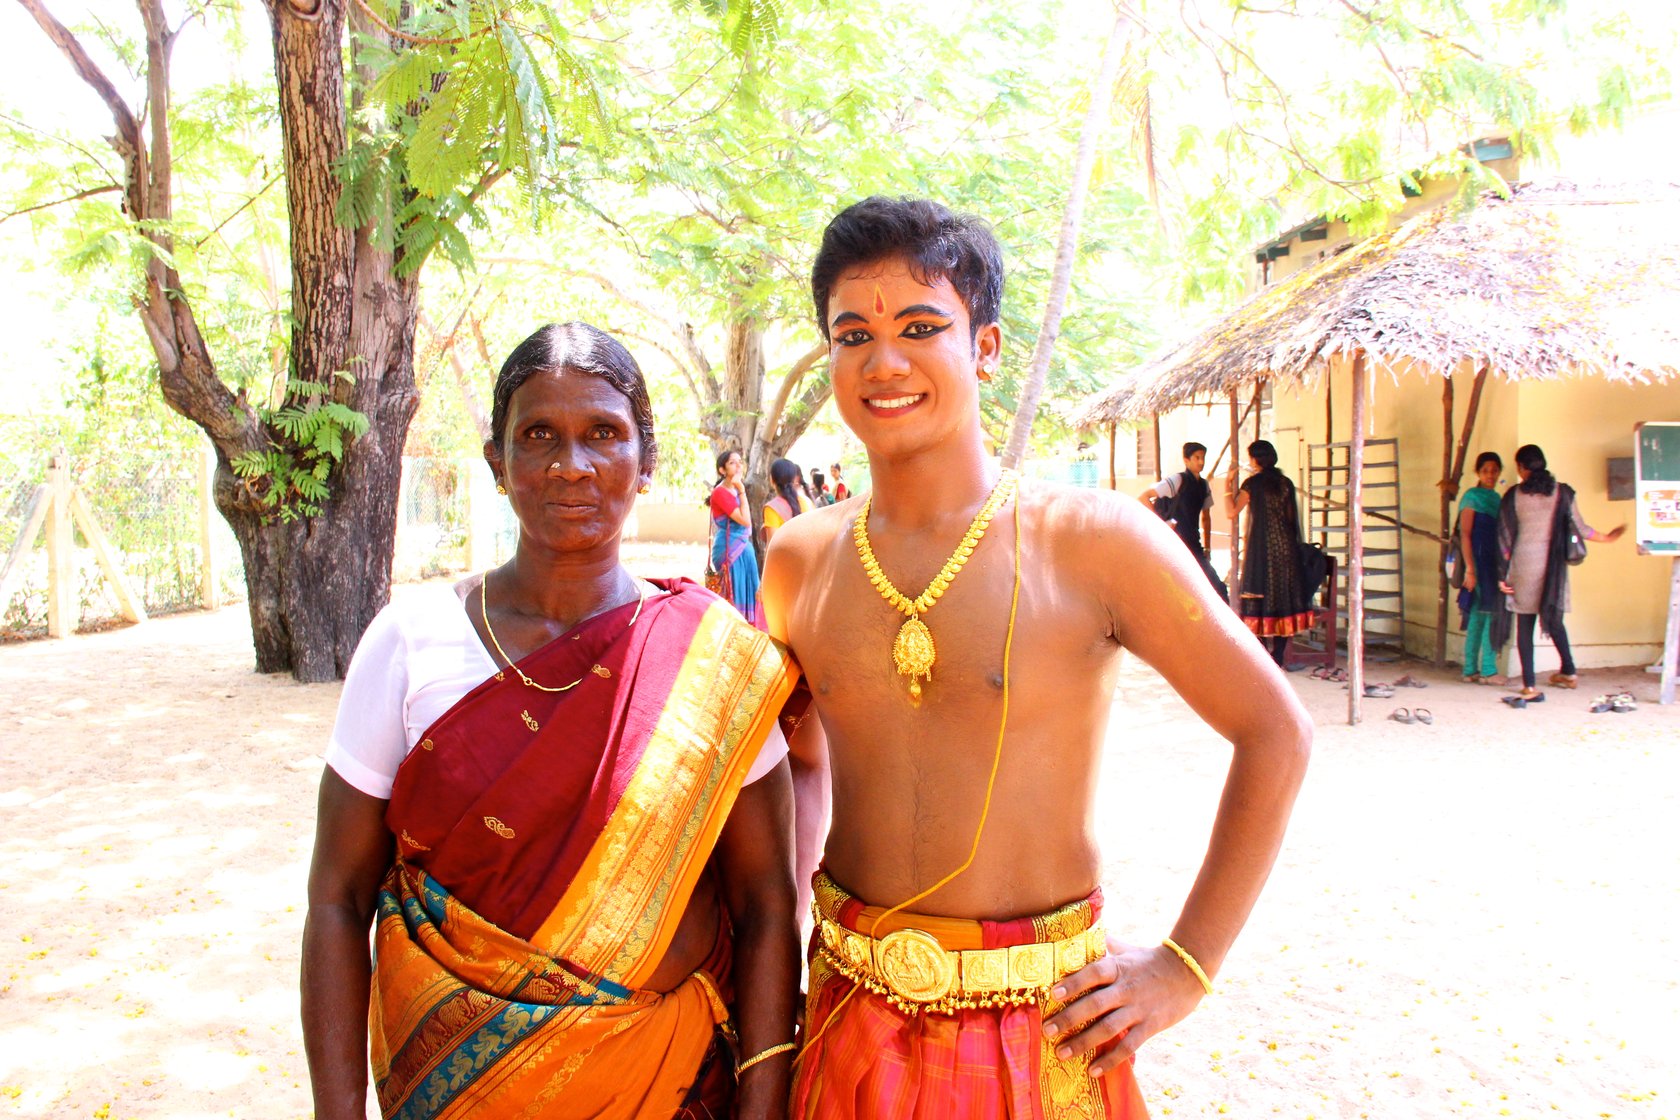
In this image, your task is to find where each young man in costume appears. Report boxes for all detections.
[762,198,1311,1118]
[1141,441,1228,602]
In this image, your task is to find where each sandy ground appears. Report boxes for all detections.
[2,543,1677,1120]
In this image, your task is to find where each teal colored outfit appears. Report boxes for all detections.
[1458,486,1503,678]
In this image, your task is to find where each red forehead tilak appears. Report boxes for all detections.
[873,284,886,316]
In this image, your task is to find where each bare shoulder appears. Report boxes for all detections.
[761,497,857,638]
[1020,480,1177,566]
[766,495,857,568]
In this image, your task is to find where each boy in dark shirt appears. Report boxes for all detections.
[1142,442,1228,601]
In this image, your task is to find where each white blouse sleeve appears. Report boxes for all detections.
[323,603,412,800]
[743,722,790,785]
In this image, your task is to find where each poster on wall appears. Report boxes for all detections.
[1634,421,1680,556]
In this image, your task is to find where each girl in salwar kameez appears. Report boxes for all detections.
[1493,444,1625,704]
[710,449,764,628]
[1225,440,1313,665]
[302,323,802,1120]
[1455,451,1506,683]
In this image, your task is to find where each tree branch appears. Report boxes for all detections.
[0,183,121,226]
[14,0,143,156]
[758,343,827,449]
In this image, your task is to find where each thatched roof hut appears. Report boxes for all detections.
[1074,178,1680,723]
[1074,178,1680,428]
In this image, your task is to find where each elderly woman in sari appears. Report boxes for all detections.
[302,323,801,1120]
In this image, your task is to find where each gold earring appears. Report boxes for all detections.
[638,484,650,494]
[496,482,507,495]
[549,462,562,472]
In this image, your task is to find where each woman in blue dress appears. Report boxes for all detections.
[708,449,763,627]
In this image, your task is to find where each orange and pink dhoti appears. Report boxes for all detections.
[792,871,1150,1119]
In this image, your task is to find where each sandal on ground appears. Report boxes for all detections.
[1501,695,1529,709]
[1588,695,1614,713]
[1516,689,1545,704]
[1413,708,1433,725]
[1310,666,1331,680]
[1548,672,1579,689]
[1363,683,1397,698]
[1328,667,1348,682]
[1610,692,1637,713]
[1394,673,1428,688]
[1388,707,1414,723]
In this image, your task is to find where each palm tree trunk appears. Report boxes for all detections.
[1000,13,1131,469]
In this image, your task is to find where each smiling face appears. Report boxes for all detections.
[484,368,649,557]
[825,257,1001,463]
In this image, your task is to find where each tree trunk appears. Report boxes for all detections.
[244,0,421,680]
[1000,13,1130,469]
[22,0,426,681]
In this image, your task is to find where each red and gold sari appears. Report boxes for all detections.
[370,579,797,1119]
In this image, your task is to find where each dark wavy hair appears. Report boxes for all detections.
[490,322,657,475]
[715,448,740,480]
[1475,450,1503,474]
[811,196,1004,342]
[1515,444,1555,496]
[770,458,805,515]
[1248,439,1279,471]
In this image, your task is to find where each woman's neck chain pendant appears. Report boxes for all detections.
[853,471,1020,703]
[479,575,647,695]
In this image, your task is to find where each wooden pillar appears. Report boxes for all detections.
[1107,423,1118,490]
[1661,557,1679,706]
[45,455,75,639]
[1228,389,1242,609]
[1151,415,1164,483]
[198,443,220,610]
[1347,355,1368,725]
[1436,375,1455,668]
[1436,364,1490,667]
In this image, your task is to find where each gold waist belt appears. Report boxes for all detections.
[814,911,1107,1016]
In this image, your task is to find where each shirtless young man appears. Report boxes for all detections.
[762,197,1311,1118]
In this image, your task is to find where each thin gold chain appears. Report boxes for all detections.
[853,470,1019,619]
[478,573,647,693]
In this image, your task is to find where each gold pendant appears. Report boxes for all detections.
[893,615,936,701]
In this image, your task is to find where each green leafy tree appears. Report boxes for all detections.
[9,0,770,680]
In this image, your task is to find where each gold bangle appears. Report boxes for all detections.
[736,1041,797,1076]
[1162,937,1214,995]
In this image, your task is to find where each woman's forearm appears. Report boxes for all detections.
[729,907,800,1120]
[301,904,376,1120]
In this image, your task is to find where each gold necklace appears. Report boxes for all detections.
[853,470,1019,701]
[479,574,647,693]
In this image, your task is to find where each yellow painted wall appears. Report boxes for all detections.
[1508,378,1676,668]
[1274,365,1671,669]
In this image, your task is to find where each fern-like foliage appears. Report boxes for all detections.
[232,375,371,522]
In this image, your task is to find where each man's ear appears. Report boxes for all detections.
[975,321,1002,381]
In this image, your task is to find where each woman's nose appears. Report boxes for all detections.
[546,442,592,478]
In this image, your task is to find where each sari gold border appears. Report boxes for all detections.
[533,600,798,985]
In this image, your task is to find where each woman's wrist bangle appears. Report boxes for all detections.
[1162,937,1214,996]
[736,1041,798,1075]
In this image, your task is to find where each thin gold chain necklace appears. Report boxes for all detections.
[853,469,1019,701]
[478,573,647,693]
